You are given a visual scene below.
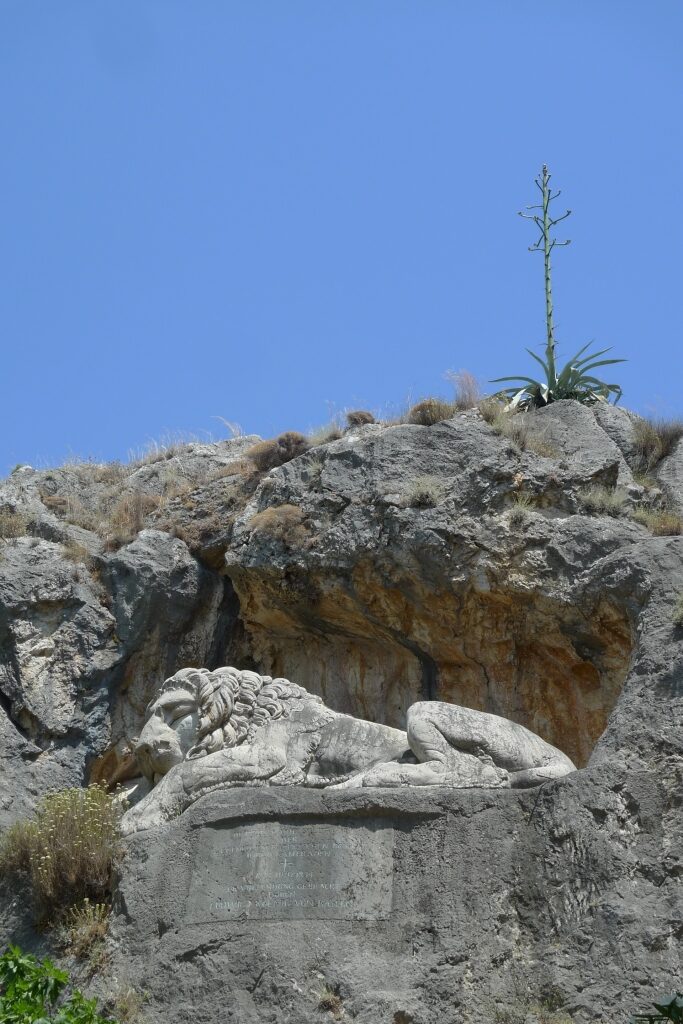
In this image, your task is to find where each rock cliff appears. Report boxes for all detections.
[0,400,681,1022]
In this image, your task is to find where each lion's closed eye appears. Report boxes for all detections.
[168,703,196,723]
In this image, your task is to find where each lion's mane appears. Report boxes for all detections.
[152,666,325,759]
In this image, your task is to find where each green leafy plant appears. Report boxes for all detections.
[0,945,113,1023]
[492,165,624,409]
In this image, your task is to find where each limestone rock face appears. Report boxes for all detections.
[0,440,253,827]
[0,402,682,1023]
[225,404,641,768]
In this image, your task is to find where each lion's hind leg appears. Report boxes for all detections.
[406,702,509,788]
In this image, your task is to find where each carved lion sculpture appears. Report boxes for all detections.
[121,666,576,834]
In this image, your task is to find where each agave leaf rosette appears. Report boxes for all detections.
[492,341,625,410]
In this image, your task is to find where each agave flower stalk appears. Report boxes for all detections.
[521,163,571,368]
[491,166,625,409]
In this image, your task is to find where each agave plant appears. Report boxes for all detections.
[492,340,625,409]
[630,992,683,1024]
[492,165,624,409]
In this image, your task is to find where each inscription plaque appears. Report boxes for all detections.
[185,819,394,923]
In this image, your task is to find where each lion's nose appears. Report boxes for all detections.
[136,715,166,749]
[135,717,167,769]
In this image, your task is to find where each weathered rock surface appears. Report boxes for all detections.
[0,402,682,1023]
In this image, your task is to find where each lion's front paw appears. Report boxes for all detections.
[121,769,185,835]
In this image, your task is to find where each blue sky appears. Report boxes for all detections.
[2,1,682,472]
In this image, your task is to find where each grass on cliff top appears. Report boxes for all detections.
[631,415,683,474]
[0,785,122,926]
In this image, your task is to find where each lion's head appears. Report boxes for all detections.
[135,666,320,784]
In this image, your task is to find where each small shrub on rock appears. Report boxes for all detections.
[247,432,310,471]
[249,504,310,548]
[0,785,122,924]
[59,899,110,961]
[0,507,28,539]
[318,984,343,1019]
[245,439,282,471]
[277,430,310,462]
[407,398,457,426]
[345,410,375,428]
[508,491,536,527]
[106,982,149,1023]
[403,476,445,508]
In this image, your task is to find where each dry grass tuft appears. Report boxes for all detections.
[478,396,505,424]
[0,507,28,539]
[214,416,244,438]
[102,493,162,550]
[632,471,658,490]
[109,984,148,1024]
[127,432,205,467]
[308,422,344,446]
[206,458,258,483]
[578,486,628,518]
[446,369,481,410]
[508,491,536,527]
[246,439,282,471]
[91,462,128,485]
[61,539,95,568]
[0,785,122,924]
[42,482,162,547]
[631,507,682,536]
[403,476,445,508]
[247,431,310,472]
[407,398,457,426]
[631,416,683,474]
[346,410,375,428]
[482,407,556,457]
[249,504,310,548]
